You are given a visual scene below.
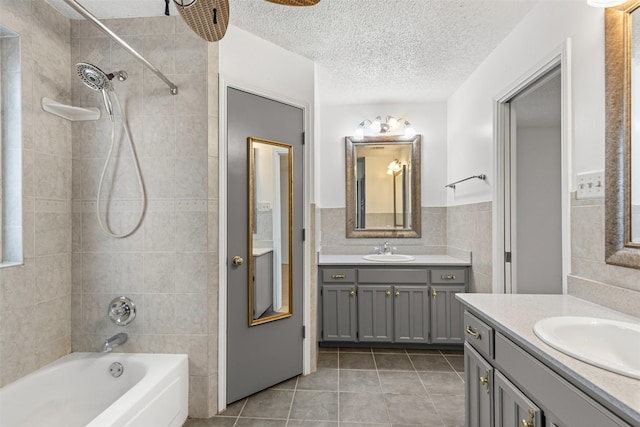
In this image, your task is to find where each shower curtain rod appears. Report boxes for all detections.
[62,0,178,95]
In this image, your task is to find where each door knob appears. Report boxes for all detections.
[232,255,244,266]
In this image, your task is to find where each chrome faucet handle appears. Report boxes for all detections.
[373,246,380,254]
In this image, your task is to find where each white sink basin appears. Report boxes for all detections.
[533,316,640,379]
[362,254,415,262]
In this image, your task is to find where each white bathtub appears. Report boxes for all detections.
[0,352,188,427]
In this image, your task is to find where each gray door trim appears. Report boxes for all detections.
[218,75,312,412]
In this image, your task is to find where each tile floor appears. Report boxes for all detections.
[185,347,465,427]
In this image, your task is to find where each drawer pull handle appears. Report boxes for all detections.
[479,369,490,393]
[331,274,346,279]
[441,274,456,280]
[466,325,481,340]
[349,288,355,297]
[386,289,391,297]
[521,410,534,427]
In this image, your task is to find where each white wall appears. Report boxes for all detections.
[220,25,315,112]
[447,1,604,206]
[318,102,448,208]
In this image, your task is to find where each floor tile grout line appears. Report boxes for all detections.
[372,348,393,425]
[231,399,248,427]
[284,376,299,425]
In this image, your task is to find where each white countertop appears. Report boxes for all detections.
[456,294,640,424]
[253,247,273,257]
[318,254,471,266]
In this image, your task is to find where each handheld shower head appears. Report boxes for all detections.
[75,62,128,121]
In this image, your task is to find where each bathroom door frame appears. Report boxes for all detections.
[492,40,572,295]
[218,75,312,412]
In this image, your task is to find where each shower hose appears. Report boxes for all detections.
[96,89,146,238]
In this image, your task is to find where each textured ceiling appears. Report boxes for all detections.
[46,0,541,104]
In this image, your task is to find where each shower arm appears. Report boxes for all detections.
[62,0,178,95]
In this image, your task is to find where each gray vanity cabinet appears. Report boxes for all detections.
[494,371,542,427]
[430,285,465,344]
[319,264,469,344]
[393,286,430,343]
[462,310,633,427]
[358,285,393,342]
[465,342,493,427]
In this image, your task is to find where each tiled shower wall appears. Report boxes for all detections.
[0,0,72,386]
[69,17,219,417]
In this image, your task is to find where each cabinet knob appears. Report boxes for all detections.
[349,288,355,297]
[521,410,534,427]
[395,290,400,297]
[432,289,437,299]
[232,255,244,266]
[331,274,346,279]
[386,289,391,297]
[479,369,490,394]
[466,325,481,340]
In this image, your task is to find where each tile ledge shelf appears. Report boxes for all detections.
[41,97,100,121]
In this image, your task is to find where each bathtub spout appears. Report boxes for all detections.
[103,332,128,352]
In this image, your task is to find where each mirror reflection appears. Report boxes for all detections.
[354,144,413,229]
[248,137,293,326]
[346,135,421,238]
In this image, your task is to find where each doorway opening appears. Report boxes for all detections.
[494,45,571,295]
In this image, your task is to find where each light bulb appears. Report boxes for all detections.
[404,122,416,138]
[370,116,382,133]
[354,126,364,139]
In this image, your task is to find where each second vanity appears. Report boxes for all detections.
[318,254,470,346]
[457,294,640,427]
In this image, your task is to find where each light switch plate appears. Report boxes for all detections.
[576,170,605,199]
[257,201,271,211]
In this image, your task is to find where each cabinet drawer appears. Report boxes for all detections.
[322,268,356,283]
[431,268,466,284]
[358,268,428,284]
[464,311,494,359]
[494,333,631,427]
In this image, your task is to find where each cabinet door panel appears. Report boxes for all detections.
[465,342,493,427]
[358,285,393,342]
[394,286,429,343]
[322,284,357,341]
[430,285,465,344]
[494,371,542,427]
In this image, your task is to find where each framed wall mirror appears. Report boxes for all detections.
[248,137,293,325]
[345,135,421,238]
[605,1,640,268]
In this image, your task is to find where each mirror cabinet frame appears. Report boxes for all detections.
[345,134,422,238]
[605,1,640,268]
[247,137,294,326]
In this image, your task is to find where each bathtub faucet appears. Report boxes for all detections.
[103,332,128,352]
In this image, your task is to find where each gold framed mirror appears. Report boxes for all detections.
[605,1,640,268]
[248,137,293,325]
[345,135,421,238]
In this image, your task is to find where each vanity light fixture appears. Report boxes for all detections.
[387,159,403,175]
[587,0,626,7]
[353,116,416,139]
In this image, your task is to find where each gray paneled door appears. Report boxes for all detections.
[226,87,304,404]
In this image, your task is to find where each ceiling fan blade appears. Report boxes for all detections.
[174,0,230,42]
[264,0,320,5]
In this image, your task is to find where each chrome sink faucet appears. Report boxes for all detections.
[103,332,128,352]
[382,241,392,255]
